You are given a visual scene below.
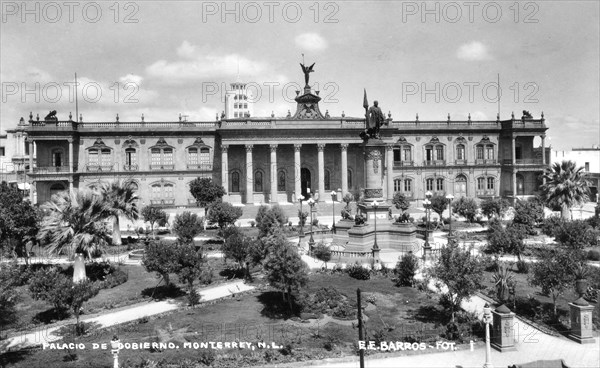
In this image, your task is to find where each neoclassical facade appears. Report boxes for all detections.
[16,78,549,207]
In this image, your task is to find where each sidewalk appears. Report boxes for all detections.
[1,279,254,352]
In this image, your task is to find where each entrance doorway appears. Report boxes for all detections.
[301,168,312,198]
[454,174,467,197]
[516,174,525,195]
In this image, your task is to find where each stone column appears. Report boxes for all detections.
[294,144,302,200]
[512,136,517,200]
[68,139,74,191]
[512,169,517,199]
[221,144,229,194]
[317,144,325,200]
[512,136,516,165]
[386,144,394,201]
[541,135,546,165]
[270,144,278,203]
[245,144,253,204]
[341,144,348,196]
[28,139,34,173]
[363,142,385,201]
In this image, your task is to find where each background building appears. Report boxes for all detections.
[551,146,600,202]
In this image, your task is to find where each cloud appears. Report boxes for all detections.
[295,33,328,52]
[119,74,143,85]
[456,41,491,61]
[146,42,268,82]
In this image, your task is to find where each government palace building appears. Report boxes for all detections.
[5,74,550,207]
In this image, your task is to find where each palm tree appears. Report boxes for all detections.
[101,179,139,246]
[541,160,590,220]
[38,189,111,259]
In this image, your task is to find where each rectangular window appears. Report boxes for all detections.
[456,146,465,160]
[125,149,136,166]
[585,162,590,172]
[426,178,434,191]
[101,149,111,167]
[88,149,99,164]
[476,146,484,160]
[152,185,161,199]
[393,149,401,162]
[486,146,494,160]
[188,148,198,165]
[163,149,173,165]
[164,184,174,198]
[151,149,161,166]
[477,177,485,190]
[487,177,495,190]
[404,179,412,192]
[394,179,401,192]
[53,151,62,167]
[403,147,411,162]
[435,146,444,161]
[436,178,444,191]
[199,148,210,164]
[425,147,433,161]
[0,147,5,156]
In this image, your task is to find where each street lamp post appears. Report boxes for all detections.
[483,303,494,368]
[423,191,433,259]
[110,335,121,368]
[308,198,316,254]
[297,194,305,248]
[331,190,338,234]
[446,193,455,245]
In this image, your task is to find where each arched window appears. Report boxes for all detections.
[426,178,434,191]
[487,177,495,190]
[150,139,175,170]
[394,179,402,192]
[254,170,263,192]
[125,148,137,171]
[477,177,486,190]
[436,178,444,191]
[404,179,412,193]
[150,182,175,205]
[455,174,468,197]
[52,148,64,167]
[199,148,210,165]
[188,147,198,165]
[230,171,240,193]
[476,145,484,160]
[49,182,66,197]
[277,170,286,192]
[324,169,331,191]
[425,144,444,165]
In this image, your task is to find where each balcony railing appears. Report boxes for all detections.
[186,163,213,170]
[33,165,72,174]
[150,199,175,206]
[475,159,497,165]
[149,164,175,170]
[454,159,468,165]
[86,164,114,172]
[423,160,446,166]
[393,161,414,168]
[502,158,544,165]
[123,164,139,172]
[476,190,496,197]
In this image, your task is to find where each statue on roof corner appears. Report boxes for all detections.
[300,62,315,86]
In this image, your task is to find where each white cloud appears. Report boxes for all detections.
[456,41,491,61]
[119,73,143,85]
[146,46,268,82]
[295,33,328,52]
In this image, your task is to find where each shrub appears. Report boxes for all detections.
[587,250,600,261]
[313,243,332,266]
[250,220,256,227]
[394,253,419,287]
[172,211,203,244]
[554,220,599,249]
[516,259,529,274]
[452,197,479,223]
[255,204,287,236]
[101,267,129,288]
[542,216,564,237]
[481,197,510,219]
[312,218,319,226]
[347,263,370,280]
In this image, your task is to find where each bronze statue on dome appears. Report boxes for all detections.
[300,62,315,86]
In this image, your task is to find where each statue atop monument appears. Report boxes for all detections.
[368,101,385,137]
[300,62,315,86]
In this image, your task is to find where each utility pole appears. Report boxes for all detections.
[357,288,365,368]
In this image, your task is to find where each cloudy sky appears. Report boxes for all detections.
[1,1,598,150]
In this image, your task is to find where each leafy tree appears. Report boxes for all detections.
[222,226,254,280]
[248,228,287,267]
[529,248,577,316]
[553,220,599,249]
[188,178,226,222]
[69,280,100,332]
[428,243,484,317]
[100,179,139,246]
[487,219,526,261]
[0,182,39,263]
[0,261,21,326]
[392,192,410,214]
[208,201,243,230]
[394,253,419,287]
[541,160,590,219]
[264,240,309,312]
[142,240,177,286]
[141,206,169,237]
[481,198,510,219]
[173,242,206,305]
[255,204,287,236]
[452,197,479,223]
[513,198,544,235]
[429,194,448,220]
[313,242,332,269]
[172,211,204,245]
[38,189,110,258]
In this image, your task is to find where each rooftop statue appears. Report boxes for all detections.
[44,110,58,121]
[300,62,315,86]
[360,100,385,141]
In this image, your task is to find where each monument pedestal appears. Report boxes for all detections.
[491,304,517,352]
[568,298,595,344]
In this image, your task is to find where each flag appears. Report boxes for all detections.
[363,89,369,109]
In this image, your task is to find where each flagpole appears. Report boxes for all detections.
[75,73,79,122]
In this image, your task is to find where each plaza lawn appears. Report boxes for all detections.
[1,273,460,368]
